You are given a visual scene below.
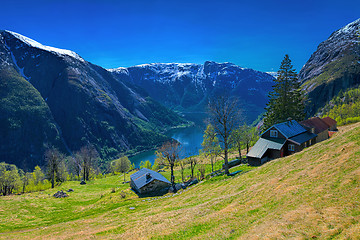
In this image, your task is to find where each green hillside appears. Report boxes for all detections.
[0,123,360,239]
[321,86,360,125]
[0,67,64,169]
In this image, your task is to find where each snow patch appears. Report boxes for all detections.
[4,40,30,81]
[108,67,127,73]
[10,52,30,81]
[5,30,85,62]
[266,72,278,78]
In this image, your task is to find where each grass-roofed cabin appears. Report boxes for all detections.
[247,120,317,166]
[130,168,171,195]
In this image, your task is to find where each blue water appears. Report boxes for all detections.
[130,125,204,168]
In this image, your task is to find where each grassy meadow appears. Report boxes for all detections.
[1,123,360,239]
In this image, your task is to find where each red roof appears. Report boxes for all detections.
[300,117,329,134]
[321,117,337,128]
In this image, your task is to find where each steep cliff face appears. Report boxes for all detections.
[109,61,274,123]
[299,19,360,115]
[0,67,65,170]
[0,30,185,169]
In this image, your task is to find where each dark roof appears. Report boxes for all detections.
[247,137,286,159]
[300,117,329,134]
[130,168,170,189]
[263,120,307,138]
[288,131,317,145]
[321,117,337,128]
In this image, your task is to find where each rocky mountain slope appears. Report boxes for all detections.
[299,18,360,115]
[0,30,185,169]
[109,62,274,123]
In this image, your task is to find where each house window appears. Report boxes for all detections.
[288,144,295,151]
[270,130,278,138]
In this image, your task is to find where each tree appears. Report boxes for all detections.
[230,126,244,160]
[197,164,206,180]
[208,95,242,175]
[68,156,82,179]
[76,144,99,182]
[242,125,259,154]
[45,148,66,188]
[231,124,259,158]
[157,140,181,187]
[20,170,32,193]
[0,162,21,196]
[112,156,131,182]
[178,159,187,182]
[33,166,45,186]
[152,158,160,171]
[188,156,197,178]
[140,160,152,169]
[201,124,221,172]
[264,54,305,129]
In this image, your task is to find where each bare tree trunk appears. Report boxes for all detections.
[181,167,184,182]
[224,142,229,175]
[211,156,214,172]
[51,170,55,188]
[83,167,86,182]
[170,163,175,186]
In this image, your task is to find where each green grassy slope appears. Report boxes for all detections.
[1,123,360,239]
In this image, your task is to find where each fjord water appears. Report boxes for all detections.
[130,125,204,168]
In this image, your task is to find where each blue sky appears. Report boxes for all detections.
[1,0,359,72]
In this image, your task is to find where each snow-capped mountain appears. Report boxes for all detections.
[299,18,360,115]
[5,30,84,62]
[0,30,185,169]
[109,61,275,123]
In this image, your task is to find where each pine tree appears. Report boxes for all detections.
[264,54,305,130]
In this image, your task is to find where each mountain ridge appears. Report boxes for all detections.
[109,61,275,123]
[0,30,186,169]
[299,18,360,116]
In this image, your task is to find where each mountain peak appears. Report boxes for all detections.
[340,18,360,33]
[328,18,360,42]
[3,30,85,62]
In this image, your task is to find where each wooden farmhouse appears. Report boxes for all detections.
[322,117,338,132]
[130,168,171,195]
[300,117,330,143]
[247,118,337,166]
[247,120,317,166]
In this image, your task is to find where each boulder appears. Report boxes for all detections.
[53,191,68,198]
[67,188,74,192]
[80,180,86,185]
[188,179,198,186]
[175,183,182,191]
[169,186,177,193]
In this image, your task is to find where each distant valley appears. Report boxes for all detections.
[0,31,274,169]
